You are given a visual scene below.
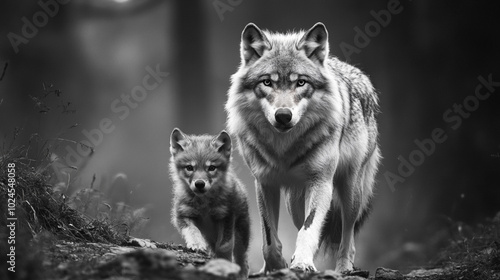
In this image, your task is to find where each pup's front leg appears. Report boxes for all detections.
[234,213,250,278]
[177,218,208,251]
[290,174,334,272]
[214,216,235,261]
[256,181,287,273]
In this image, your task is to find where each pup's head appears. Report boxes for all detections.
[231,22,331,133]
[170,128,231,197]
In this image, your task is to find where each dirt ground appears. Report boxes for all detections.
[3,230,497,280]
[1,157,499,280]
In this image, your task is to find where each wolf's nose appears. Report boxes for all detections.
[275,108,292,125]
[194,180,205,189]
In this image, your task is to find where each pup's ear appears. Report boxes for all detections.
[297,22,329,65]
[213,131,231,157]
[241,23,271,65]
[170,128,187,155]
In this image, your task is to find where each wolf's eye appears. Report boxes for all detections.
[185,165,194,172]
[297,79,306,87]
[208,165,217,172]
[262,79,272,87]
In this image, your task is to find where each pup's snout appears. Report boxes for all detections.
[194,180,205,190]
[275,108,292,125]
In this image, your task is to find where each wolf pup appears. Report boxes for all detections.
[226,22,381,273]
[169,128,250,277]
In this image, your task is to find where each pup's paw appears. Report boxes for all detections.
[186,243,207,253]
[290,262,317,272]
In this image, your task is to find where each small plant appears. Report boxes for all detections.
[68,174,149,237]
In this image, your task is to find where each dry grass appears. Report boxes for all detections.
[0,138,129,279]
[0,146,128,245]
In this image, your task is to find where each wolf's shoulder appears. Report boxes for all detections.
[326,57,372,88]
[326,56,379,115]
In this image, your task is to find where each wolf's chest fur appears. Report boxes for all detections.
[236,114,345,182]
[186,192,231,219]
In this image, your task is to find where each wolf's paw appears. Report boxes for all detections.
[290,262,317,272]
[259,256,288,274]
[335,258,354,274]
[290,253,316,272]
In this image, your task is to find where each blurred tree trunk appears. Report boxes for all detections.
[172,1,209,133]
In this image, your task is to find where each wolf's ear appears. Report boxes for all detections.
[297,22,329,64]
[170,128,187,155]
[213,131,231,157]
[241,23,271,65]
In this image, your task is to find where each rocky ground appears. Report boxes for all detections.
[8,233,495,280]
[1,153,499,280]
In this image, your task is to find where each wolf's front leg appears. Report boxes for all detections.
[178,218,208,251]
[256,180,287,273]
[290,176,333,272]
[335,173,361,272]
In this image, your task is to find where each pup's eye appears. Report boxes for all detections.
[185,165,194,172]
[208,165,217,172]
[262,79,272,87]
[297,79,306,87]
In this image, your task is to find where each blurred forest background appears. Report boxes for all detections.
[1,0,499,274]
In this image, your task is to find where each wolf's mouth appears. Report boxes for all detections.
[274,125,294,133]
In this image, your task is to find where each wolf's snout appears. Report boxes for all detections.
[275,108,292,125]
[194,180,205,189]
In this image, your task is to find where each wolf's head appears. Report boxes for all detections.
[227,22,336,134]
[169,128,231,197]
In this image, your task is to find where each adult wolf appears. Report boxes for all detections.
[225,22,381,273]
